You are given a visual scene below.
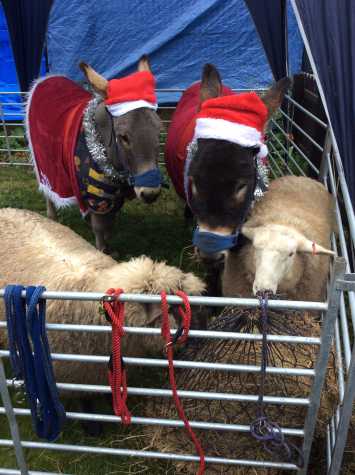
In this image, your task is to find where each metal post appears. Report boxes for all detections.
[318,128,332,182]
[328,276,355,475]
[0,356,28,475]
[0,102,12,162]
[299,257,346,475]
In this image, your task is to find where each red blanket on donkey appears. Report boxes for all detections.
[27,76,92,212]
[165,82,233,200]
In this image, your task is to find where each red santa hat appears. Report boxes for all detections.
[105,70,157,117]
[194,92,269,159]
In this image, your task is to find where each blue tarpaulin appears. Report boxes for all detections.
[46,0,302,102]
[0,0,302,107]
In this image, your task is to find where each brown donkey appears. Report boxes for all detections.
[26,56,162,253]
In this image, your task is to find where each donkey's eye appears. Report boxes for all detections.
[289,252,294,257]
[236,183,247,193]
[119,134,130,148]
[235,183,247,201]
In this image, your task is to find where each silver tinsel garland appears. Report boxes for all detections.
[82,96,121,181]
[254,154,269,200]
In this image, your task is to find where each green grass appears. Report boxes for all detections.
[0,166,200,271]
[0,165,201,474]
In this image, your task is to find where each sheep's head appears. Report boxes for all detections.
[241,224,334,296]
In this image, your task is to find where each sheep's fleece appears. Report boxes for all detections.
[223,176,336,302]
[0,208,205,387]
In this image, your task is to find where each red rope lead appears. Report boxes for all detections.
[160,291,205,475]
[103,288,131,425]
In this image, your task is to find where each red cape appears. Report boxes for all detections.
[164,82,234,200]
[27,76,92,212]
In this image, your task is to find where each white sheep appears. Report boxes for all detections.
[222,176,335,301]
[0,208,205,388]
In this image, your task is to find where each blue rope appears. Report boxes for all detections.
[4,285,66,441]
[250,292,304,468]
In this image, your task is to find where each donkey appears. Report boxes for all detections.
[26,56,162,253]
[165,64,290,295]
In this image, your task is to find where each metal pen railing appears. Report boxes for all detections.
[0,271,346,474]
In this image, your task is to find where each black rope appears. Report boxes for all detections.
[250,292,304,468]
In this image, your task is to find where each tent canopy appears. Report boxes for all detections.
[0,0,302,100]
[1,0,354,201]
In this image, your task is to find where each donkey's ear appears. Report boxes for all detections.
[200,63,222,105]
[79,62,108,97]
[138,54,152,72]
[262,77,292,117]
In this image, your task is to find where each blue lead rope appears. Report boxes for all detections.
[250,293,304,467]
[4,285,66,441]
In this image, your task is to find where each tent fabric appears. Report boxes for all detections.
[244,0,287,80]
[46,0,302,103]
[295,0,355,202]
[0,0,52,92]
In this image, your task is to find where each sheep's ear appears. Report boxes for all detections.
[297,237,335,256]
[79,62,108,97]
[200,63,222,105]
[262,77,292,117]
[138,54,152,72]
[241,225,257,241]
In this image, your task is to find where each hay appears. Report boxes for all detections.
[146,307,338,474]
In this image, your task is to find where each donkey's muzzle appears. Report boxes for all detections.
[139,187,161,203]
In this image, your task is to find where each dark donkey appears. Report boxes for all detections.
[26,56,162,253]
[165,64,290,294]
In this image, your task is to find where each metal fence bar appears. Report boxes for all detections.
[267,151,284,177]
[0,163,31,167]
[0,471,68,475]
[0,408,304,436]
[0,322,322,344]
[4,349,316,377]
[270,118,319,174]
[299,258,346,475]
[0,357,29,475]
[330,416,336,449]
[0,135,25,139]
[333,317,345,401]
[0,439,299,470]
[5,379,312,403]
[0,289,327,311]
[0,103,12,162]
[284,94,328,128]
[267,128,306,176]
[0,358,310,405]
[278,107,324,154]
[332,149,355,252]
[326,426,332,469]
[328,340,355,475]
[319,128,332,182]
[327,153,355,332]
[268,141,295,175]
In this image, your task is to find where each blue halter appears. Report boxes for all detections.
[4,285,66,441]
[193,226,239,254]
[130,168,162,187]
